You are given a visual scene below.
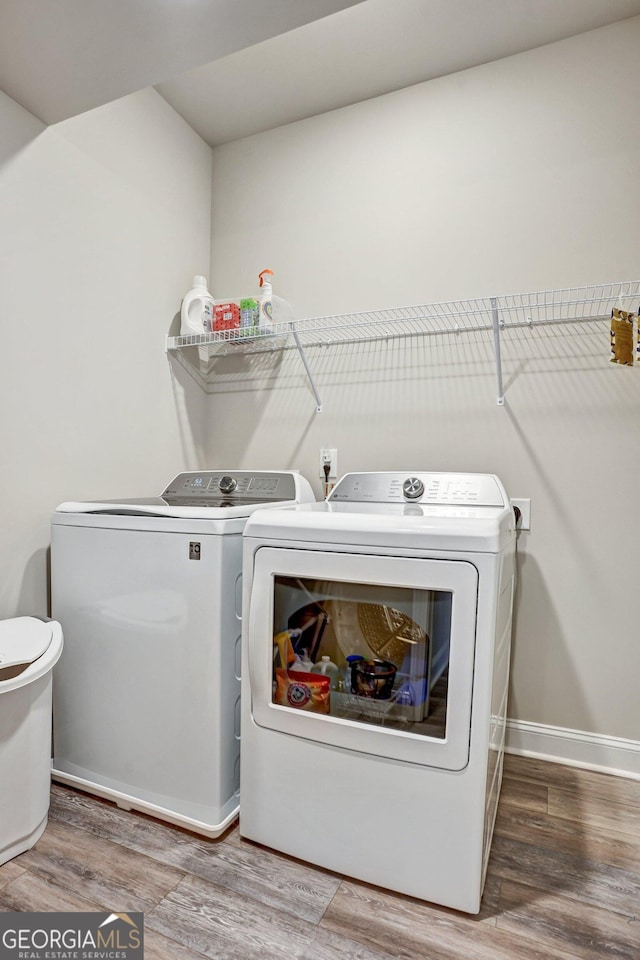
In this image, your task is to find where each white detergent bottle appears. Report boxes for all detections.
[258,268,295,335]
[180,275,214,336]
[258,269,274,333]
[289,652,313,673]
[311,656,341,691]
[296,649,314,672]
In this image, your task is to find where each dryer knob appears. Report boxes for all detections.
[402,477,424,500]
[219,476,237,494]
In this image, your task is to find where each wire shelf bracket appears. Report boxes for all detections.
[490,297,505,406]
[290,324,323,413]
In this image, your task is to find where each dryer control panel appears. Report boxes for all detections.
[328,472,505,507]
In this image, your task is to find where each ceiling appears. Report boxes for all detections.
[157,0,640,145]
[2,0,640,146]
[0,0,362,125]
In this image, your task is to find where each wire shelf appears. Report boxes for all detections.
[166,280,640,409]
[167,281,640,352]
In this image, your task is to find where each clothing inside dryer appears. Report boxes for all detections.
[272,575,452,737]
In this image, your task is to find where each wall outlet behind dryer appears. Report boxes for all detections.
[510,498,531,531]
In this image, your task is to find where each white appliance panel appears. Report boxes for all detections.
[52,522,241,829]
[240,703,488,913]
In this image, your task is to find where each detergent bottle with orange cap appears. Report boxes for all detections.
[258,269,295,335]
[258,268,274,333]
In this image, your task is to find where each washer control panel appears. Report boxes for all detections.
[161,471,296,505]
[328,472,505,506]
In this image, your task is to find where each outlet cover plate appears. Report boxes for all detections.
[510,498,531,531]
[319,448,338,480]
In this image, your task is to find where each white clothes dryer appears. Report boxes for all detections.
[51,470,314,838]
[240,472,516,913]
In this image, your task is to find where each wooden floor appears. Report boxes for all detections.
[1,754,639,959]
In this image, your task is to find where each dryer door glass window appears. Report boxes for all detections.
[272,576,452,738]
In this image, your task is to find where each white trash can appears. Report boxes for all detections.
[0,617,63,865]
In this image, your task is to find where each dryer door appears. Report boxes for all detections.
[247,547,478,770]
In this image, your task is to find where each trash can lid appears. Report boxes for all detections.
[0,617,54,671]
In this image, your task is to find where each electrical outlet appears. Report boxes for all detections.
[319,448,338,480]
[510,498,531,531]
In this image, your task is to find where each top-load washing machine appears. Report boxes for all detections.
[240,471,516,913]
[51,470,314,837]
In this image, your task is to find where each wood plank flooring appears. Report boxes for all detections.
[1,754,639,959]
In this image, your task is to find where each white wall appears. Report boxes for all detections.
[208,19,640,745]
[0,87,212,618]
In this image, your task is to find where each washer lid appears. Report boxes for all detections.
[54,470,314,520]
[0,617,53,670]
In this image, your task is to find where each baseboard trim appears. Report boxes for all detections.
[505,719,640,781]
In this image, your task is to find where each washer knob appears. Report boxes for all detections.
[402,477,424,500]
[219,476,237,494]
